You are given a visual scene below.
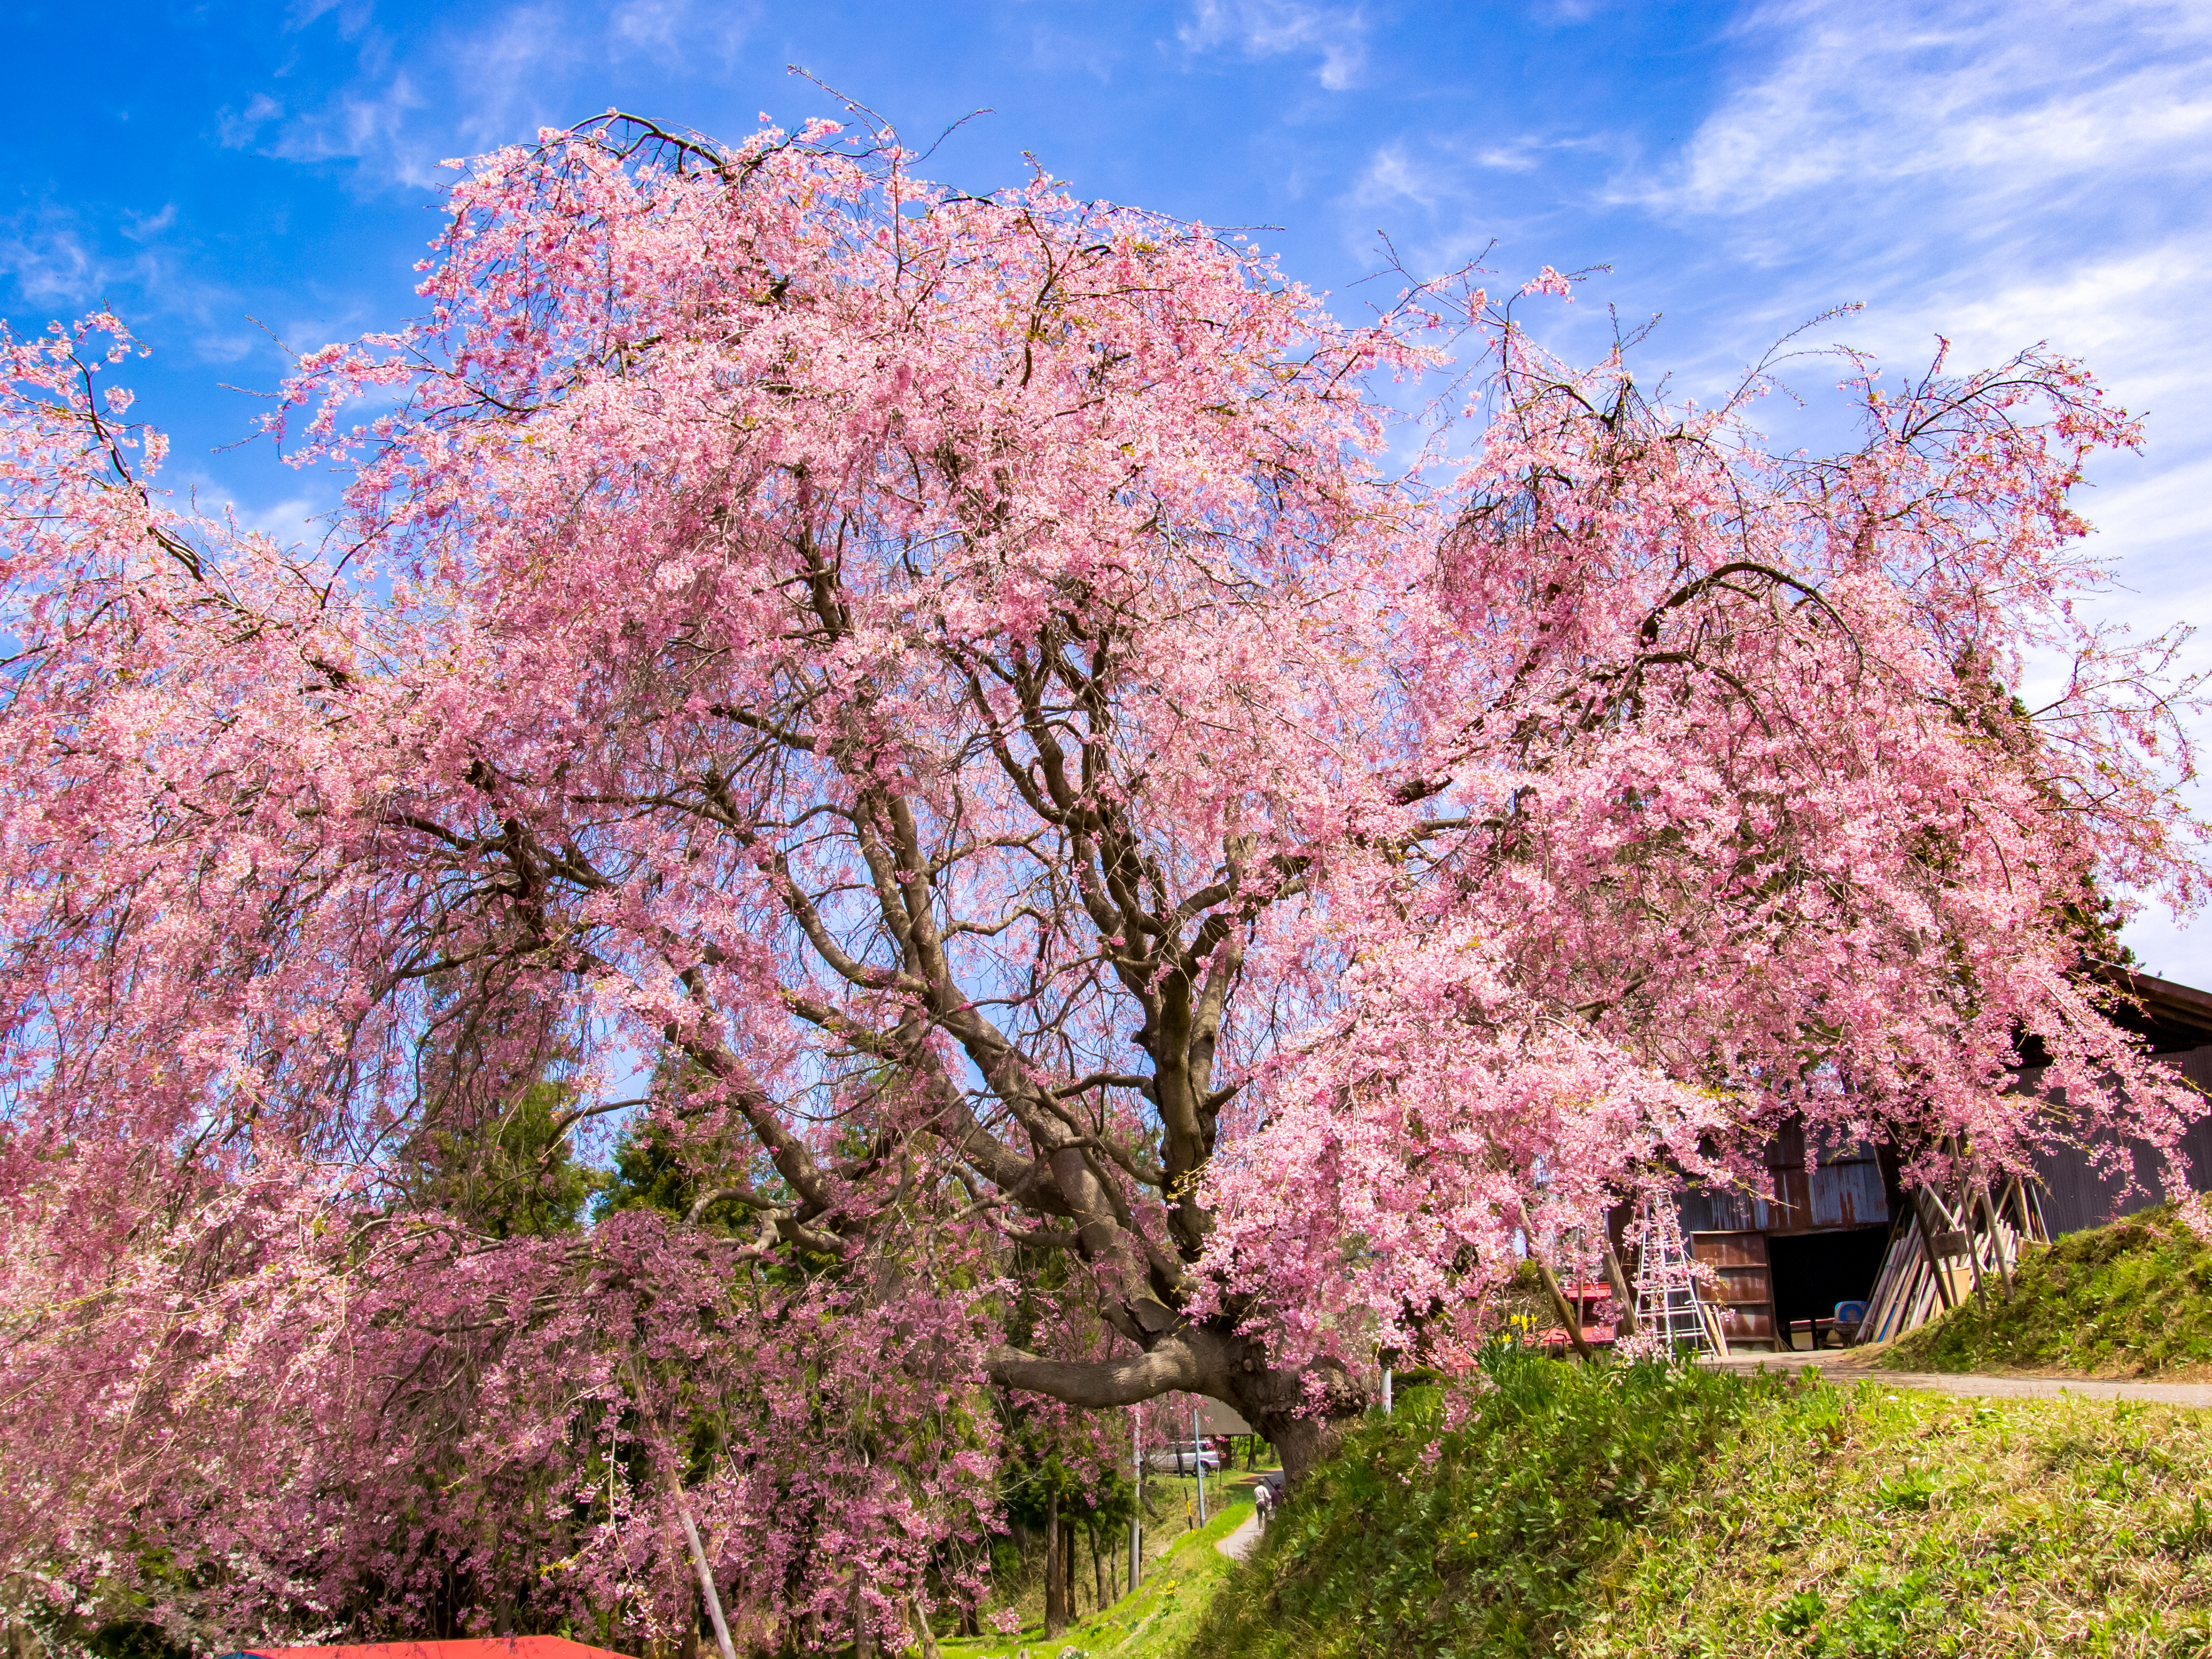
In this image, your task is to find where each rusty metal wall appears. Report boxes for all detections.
[2015,1044,2212,1236]
[1807,1158,1890,1230]
[1678,1137,1890,1236]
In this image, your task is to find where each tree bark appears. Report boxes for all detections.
[906,1595,939,1659]
[851,1580,876,1659]
[1043,1488,1068,1637]
[987,1321,1360,1486]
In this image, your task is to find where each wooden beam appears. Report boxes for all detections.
[1517,1197,1596,1360]
[1909,1188,1957,1311]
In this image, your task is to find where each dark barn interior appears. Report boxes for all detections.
[1644,966,2212,1351]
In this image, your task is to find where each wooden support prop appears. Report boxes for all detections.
[1975,1178,2016,1300]
[1926,1155,1989,1311]
[1517,1197,1596,1360]
[1600,1239,1636,1337]
[676,1493,739,1659]
[1698,1296,1732,1359]
[1909,1188,1957,1312]
[1950,1180,1989,1311]
[1887,1254,1930,1344]
[1862,1209,1915,1340]
[907,1596,940,1659]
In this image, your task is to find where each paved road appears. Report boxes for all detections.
[1702,1353,2212,1407]
[1215,1513,1262,1562]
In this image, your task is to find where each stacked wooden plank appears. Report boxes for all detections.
[1856,1174,2048,1345]
[1688,1230,1776,1346]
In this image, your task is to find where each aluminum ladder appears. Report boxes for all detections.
[1633,1195,1712,1354]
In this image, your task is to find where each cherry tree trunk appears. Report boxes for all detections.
[1043,1488,1067,1637]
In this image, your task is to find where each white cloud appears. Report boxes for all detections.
[242,0,760,193]
[269,72,438,186]
[1355,143,1446,210]
[122,204,179,243]
[0,205,263,364]
[610,0,754,63]
[219,93,286,150]
[0,222,100,307]
[1651,0,2212,217]
[1179,0,1367,91]
[1469,142,1543,174]
[1633,0,2212,977]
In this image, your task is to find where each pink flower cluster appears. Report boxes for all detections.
[0,114,2199,1649]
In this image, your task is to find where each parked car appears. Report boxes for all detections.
[1147,1440,1223,1475]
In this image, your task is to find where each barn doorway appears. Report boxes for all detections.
[1765,1225,1891,1348]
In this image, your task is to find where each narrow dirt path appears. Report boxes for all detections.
[1215,1513,1262,1562]
[1702,1354,2212,1406]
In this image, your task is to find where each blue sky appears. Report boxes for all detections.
[9,0,2212,977]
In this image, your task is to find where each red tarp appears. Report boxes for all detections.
[248,1639,629,1659]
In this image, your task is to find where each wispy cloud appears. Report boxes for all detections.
[1354,143,1447,210]
[1612,0,2212,450]
[1179,0,1368,91]
[238,0,762,192]
[266,70,442,188]
[0,204,260,362]
[0,217,100,308]
[122,204,178,243]
[219,93,286,152]
[1339,129,1611,278]
[1647,0,2212,217]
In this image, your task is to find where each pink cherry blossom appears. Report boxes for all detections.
[0,115,2199,1650]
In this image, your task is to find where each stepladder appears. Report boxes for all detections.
[1633,1195,1714,1356]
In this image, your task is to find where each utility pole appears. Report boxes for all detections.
[1193,1403,1207,1526]
[673,1493,736,1659]
[1128,1406,1142,1591]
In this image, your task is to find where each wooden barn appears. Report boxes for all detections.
[1649,964,2212,1353]
[1672,1126,1903,1352]
[2022,966,2212,1235]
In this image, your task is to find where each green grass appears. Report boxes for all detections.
[1885,1201,2212,1377]
[1175,1353,2212,1658]
[936,1482,1256,1659]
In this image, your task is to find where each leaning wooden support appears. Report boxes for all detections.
[1698,1296,1732,1359]
[1518,1198,1597,1359]
[1855,1169,2050,1346]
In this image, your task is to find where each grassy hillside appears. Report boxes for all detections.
[1885,1201,2212,1377]
[937,1480,1257,1659]
[1177,1354,2212,1658]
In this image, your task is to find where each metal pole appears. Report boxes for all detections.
[1192,1404,1207,1525]
[674,1492,737,1659]
[1382,1366,1393,1417]
[1128,1407,1142,1591]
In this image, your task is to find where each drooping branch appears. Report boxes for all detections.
[983,1336,1210,1407]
